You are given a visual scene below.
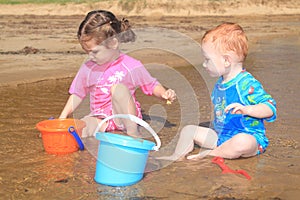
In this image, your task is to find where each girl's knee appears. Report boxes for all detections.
[111,84,132,104]
[111,84,129,96]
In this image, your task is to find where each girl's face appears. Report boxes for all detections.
[80,38,119,65]
[201,41,228,78]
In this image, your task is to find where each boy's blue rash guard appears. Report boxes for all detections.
[211,70,277,148]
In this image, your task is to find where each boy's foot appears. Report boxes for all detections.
[186,150,212,160]
[155,154,184,161]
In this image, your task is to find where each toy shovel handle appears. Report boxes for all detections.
[212,157,252,180]
[212,157,232,172]
[94,114,161,151]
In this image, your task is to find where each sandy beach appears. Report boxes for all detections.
[0,0,299,199]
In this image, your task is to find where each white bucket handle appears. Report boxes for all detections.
[94,114,161,151]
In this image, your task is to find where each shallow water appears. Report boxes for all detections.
[1,36,300,200]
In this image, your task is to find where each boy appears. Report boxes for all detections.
[158,22,277,160]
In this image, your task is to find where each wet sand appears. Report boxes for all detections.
[0,3,300,200]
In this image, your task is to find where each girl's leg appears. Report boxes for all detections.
[209,133,258,159]
[111,84,139,137]
[81,116,103,138]
[157,125,218,161]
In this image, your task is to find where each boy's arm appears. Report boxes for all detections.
[225,103,274,119]
[59,94,83,119]
[226,75,277,120]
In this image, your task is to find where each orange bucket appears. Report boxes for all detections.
[36,119,86,154]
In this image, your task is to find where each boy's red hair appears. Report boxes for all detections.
[202,22,248,62]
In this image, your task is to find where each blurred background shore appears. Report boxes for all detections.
[0,0,299,16]
[0,0,299,86]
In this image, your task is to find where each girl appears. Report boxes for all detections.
[59,10,176,137]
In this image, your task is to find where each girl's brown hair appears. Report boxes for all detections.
[77,10,136,45]
[202,22,248,62]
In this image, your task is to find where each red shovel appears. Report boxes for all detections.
[211,157,251,180]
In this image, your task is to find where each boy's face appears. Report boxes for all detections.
[201,41,228,78]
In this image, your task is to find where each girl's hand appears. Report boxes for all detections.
[162,89,176,103]
[225,103,249,115]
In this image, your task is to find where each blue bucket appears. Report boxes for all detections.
[93,114,161,187]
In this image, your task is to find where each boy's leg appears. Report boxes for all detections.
[111,84,139,137]
[157,125,218,161]
[209,133,258,159]
[186,126,218,160]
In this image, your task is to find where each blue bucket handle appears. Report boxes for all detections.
[94,114,161,151]
[68,126,84,150]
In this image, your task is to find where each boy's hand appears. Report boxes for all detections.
[225,103,248,115]
[162,89,176,104]
[225,103,274,119]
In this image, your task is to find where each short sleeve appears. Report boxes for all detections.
[69,64,89,99]
[130,65,159,95]
[241,77,277,122]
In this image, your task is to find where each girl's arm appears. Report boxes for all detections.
[59,94,83,119]
[152,84,176,102]
[133,65,176,102]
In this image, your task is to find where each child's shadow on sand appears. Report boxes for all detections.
[198,121,212,128]
[142,113,212,129]
[142,113,176,128]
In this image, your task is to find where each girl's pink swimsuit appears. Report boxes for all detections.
[69,53,159,131]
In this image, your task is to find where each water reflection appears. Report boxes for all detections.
[97,184,144,200]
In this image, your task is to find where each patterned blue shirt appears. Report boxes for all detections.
[211,70,277,148]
